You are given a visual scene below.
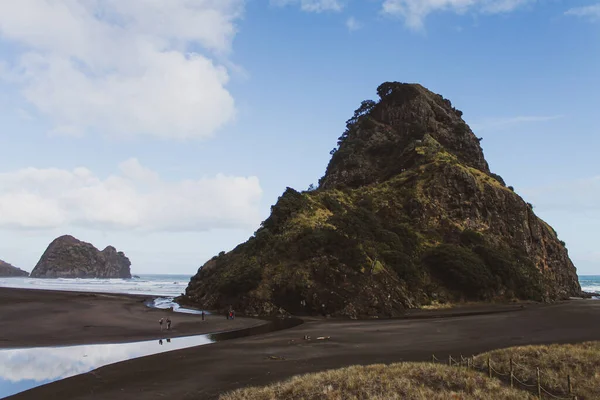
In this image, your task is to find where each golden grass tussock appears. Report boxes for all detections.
[475,341,600,400]
[219,362,534,400]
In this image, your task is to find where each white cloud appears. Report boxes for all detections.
[0,159,263,232]
[381,0,534,30]
[0,1,244,140]
[565,4,600,22]
[468,114,563,132]
[346,16,363,31]
[270,0,344,13]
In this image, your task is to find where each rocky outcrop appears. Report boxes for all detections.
[0,260,29,277]
[31,235,131,279]
[181,82,581,318]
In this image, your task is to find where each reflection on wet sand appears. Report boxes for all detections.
[0,335,213,399]
[0,308,302,400]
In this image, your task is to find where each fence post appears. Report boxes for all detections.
[537,367,541,398]
[487,356,492,378]
[510,358,514,389]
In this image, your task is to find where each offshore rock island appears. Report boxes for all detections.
[182,82,581,318]
[30,235,132,279]
[0,260,29,277]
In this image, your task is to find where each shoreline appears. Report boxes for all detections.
[0,287,267,349]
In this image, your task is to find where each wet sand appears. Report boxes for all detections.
[5,292,600,400]
[0,287,265,348]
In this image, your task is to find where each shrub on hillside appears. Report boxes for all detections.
[422,244,495,299]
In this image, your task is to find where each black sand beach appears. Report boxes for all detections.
[0,287,265,348]
[2,287,600,400]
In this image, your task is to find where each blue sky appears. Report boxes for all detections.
[0,0,599,275]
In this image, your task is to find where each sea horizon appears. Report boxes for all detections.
[0,273,599,297]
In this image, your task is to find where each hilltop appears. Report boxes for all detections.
[181,82,581,318]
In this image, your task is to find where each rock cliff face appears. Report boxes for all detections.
[181,82,581,318]
[0,260,29,277]
[31,235,132,279]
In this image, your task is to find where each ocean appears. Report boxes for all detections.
[578,275,600,295]
[0,274,192,297]
[0,274,598,297]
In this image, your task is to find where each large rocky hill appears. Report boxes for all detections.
[31,235,132,279]
[181,82,581,318]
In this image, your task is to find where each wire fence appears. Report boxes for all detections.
[430,354,578,400]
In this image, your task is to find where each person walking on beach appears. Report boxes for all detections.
[159,317,164,331]
[166,317,172,330]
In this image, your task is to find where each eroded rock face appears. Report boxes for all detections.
[181,82,581,318]
[31,235,131,279]
[0,260,29,277]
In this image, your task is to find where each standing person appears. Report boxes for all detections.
[166,317,171,330]
[201,311,205,321]
[159,318,164,331]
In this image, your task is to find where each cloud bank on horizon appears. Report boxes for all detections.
[0,159,262,232]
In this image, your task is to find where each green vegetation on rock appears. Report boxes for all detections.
[181,82,581,318]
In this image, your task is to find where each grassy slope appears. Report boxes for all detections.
[220,362,533,400]
[476,342,600,400]
[220,342,599,400]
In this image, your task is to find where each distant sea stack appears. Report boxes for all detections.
[0,260,29,277]
[31,235,132,279]
[182,82,581,318]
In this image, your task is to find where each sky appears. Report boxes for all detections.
[0,0,598,276]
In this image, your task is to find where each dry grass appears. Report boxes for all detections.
[421,300,454,310]
[475,342,600,400]
[219,362,534,400]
